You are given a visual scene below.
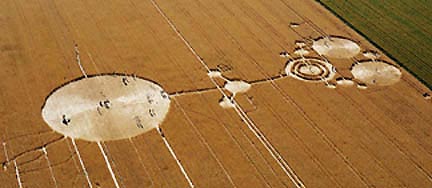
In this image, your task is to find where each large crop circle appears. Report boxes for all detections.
[312,37,361,59]
[42,74,170,142]
[351,61,401,86]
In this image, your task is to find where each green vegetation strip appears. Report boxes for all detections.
[317,0,432,89]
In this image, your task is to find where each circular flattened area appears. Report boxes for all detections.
[351,61,401,86]
[312,37,361,59]
[42,74,171,142]
[285,58,336,82]
[224,80,251,94]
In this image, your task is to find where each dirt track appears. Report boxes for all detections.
[1,0,432,187]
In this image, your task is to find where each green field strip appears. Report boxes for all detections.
[317,0,432,89]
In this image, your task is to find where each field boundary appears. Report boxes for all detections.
[315,0,432,90]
